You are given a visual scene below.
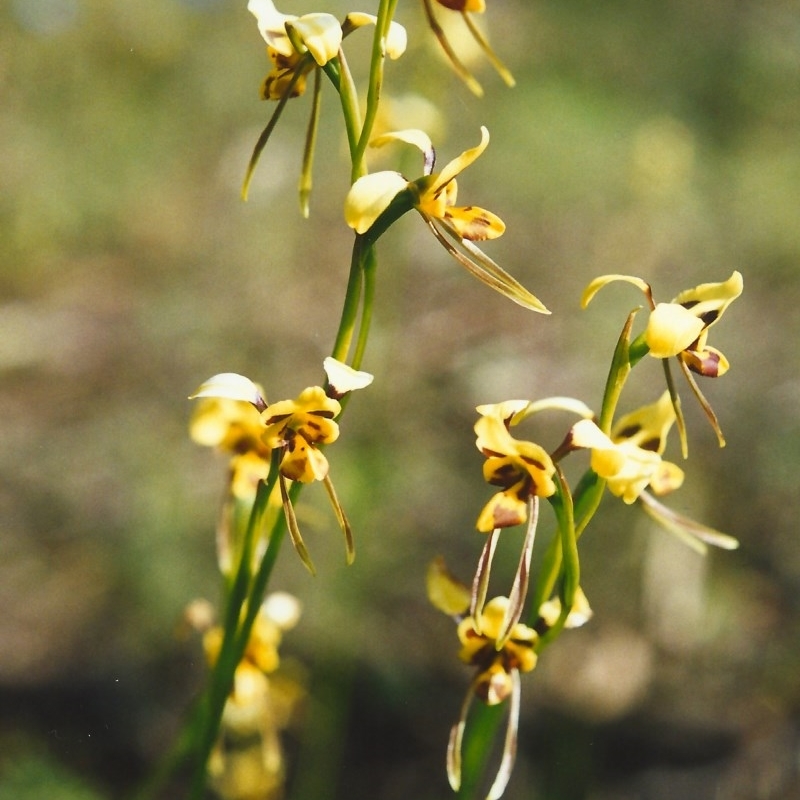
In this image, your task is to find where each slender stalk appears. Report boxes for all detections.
[331,236,367,363]
[353,0,396,170]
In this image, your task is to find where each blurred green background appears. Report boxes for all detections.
[2,0,799,798]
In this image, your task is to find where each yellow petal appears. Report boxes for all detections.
[645,303,705,358]
[445,204,505,241]
[344,12,407,59]
[434,126,490,192]
[648,460,684,495]
[344,171,408,234]
[426,557,471,616]
[475,400,530,424]
[682,344,730,377]
[280,438,329,482]
[570,418,615,450]
[611,391,676,453]
[248,0,296,56]
[672,270,743,323]
[476,489,528,531]
[581,273,652,308]
[288,13,342,65]
[371,128,434,160]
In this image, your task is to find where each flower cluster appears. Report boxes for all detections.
[177,2,746,799]
[197,593,304,800]
[190,358,373,573]
[425,271,741,797]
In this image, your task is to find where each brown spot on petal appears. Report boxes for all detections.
[616,424,641,439]
[493,504,525,528]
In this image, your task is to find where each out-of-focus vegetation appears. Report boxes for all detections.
[1,0,799,798]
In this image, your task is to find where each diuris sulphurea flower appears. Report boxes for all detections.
[243,1,407,210]
[190,360,373,573]
[345,127,549,312]
[427,559,536,800]
[582,270,743,450]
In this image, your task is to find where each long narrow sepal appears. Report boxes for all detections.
[661,356,689,458]
[242,55,312,201]
[471,527,500,631]
[486,670,521,800]
[279,473,316,575]
[461,11,515,88]
[677,357,726,447]
[496,498,539,649]
[426,216,550,313]
[639,490,739,553]
[421,0,484,97]
[298,67,323,217]
[446,685,476,791]
[322,473,355,564]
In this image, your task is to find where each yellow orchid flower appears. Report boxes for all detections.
[347,126,503,239]
[571,406,683,504]
[538,586,593,631]
[345,127,548,312]
[582,271,743,378]
[248,0,342,66]
[190,364,372,572]
[421,0,514,97]
[582,271,743,448]
[457,596,539,704]
[427,559,535,799]
[199,593,303,799]
[474,409,556,531]
[648,271,743,377]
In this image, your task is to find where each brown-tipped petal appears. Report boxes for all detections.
[322,474,355,565]
[496,498,538,650]
[677,359,726,447]
[471,528,500,630]
[486,670,521,800]
[279,474,316,575]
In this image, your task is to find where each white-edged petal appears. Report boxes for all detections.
[189,373,266,406]
[323,357,374,394]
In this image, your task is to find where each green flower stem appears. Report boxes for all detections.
[331,236,367,364]
[322,53,363,178]
[537,467,578,649]
[597,309,636,434]
[299,68,323,217]
[353,0,398,171]
[187,454,283,800]
[351,242,377,371]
